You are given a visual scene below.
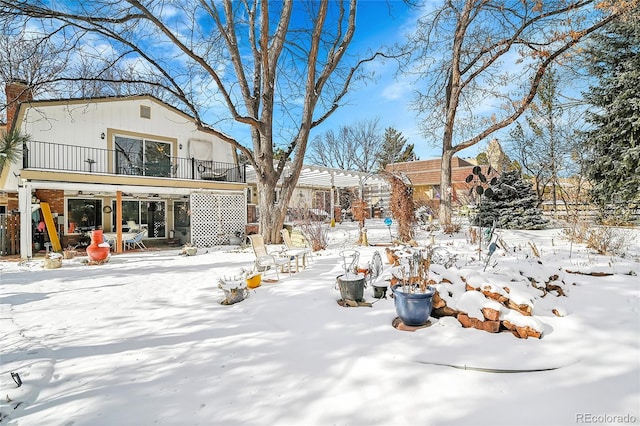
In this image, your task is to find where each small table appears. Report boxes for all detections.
[103,232,136,251]
[282,248,307,273]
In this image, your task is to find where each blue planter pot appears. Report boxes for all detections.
[392,284,435,326]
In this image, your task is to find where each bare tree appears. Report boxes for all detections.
[507,69,584,216]
[307,118,383,172]
[0,0,387,242]
[0,22,70,117]
[407,0,635,225]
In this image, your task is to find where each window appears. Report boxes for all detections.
[114,136,172,177]
[67,199,102,233]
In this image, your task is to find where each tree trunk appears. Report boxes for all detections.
[256,179,287,244]
[438,150,454,225]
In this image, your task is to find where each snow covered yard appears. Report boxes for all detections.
[1,220,639,426]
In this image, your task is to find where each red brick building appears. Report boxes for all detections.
[386,157,483,207]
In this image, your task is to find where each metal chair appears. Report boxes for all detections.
[124,230,147,250]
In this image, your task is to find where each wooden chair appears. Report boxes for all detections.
[248,234,290,281]
[280,228,312,270]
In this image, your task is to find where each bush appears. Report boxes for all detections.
[562,221,631,256]
[299,220,328,251]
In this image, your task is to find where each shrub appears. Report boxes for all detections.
[299,220,328,251]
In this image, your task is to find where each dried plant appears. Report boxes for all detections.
[562,220,632,256]
[351,199,368,245]
[392,248,433,294]
[299,219,328,251]
[386,172,416,243]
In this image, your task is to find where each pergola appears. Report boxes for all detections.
[245,164,391,218]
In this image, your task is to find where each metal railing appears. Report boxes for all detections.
[23,140,246,183]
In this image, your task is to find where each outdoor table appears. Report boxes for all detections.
[103,232,136,251]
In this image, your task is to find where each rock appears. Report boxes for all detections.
[457,313,500,333]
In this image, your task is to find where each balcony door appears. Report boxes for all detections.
[115,136,172,177]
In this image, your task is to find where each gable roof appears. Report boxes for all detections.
[16,93,193,122]
[11,92,235,142]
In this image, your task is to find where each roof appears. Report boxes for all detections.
[385,157,477,186]
[246,164,388,190]
[11,92,234,140]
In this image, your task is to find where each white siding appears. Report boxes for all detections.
[18,97,234,163]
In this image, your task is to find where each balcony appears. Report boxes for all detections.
[22,140,246,183]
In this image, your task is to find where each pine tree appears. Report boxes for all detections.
[582,9,640,212]
[474,170,548,230]
[377,127,416,170]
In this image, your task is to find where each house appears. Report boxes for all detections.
[386,157,487,208]
[1,80,248,258]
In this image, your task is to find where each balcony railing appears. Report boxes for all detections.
[22,140,246,183]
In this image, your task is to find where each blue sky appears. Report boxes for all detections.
[310,0,447,160]
[309,0,483,162]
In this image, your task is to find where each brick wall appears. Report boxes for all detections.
[5,80,33,131]
[34,189,64,215]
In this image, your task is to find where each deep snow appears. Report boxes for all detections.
[1,219,639,426]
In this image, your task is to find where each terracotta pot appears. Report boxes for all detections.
[86,230,110,262]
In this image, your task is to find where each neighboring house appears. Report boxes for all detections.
[385,157,482,207]
[0,81,248,258]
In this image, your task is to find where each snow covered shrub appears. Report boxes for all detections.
[473,170,548,230]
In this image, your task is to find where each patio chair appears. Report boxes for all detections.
[248,234,290,281]
[280,228,312,270]
[124,230,147,251]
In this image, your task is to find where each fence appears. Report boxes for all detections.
[24,140,246,183]
[0,214,20,256]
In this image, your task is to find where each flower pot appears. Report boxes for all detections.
[219,280,249,305]
[372,284,388,299]
[44,256,62,269]
[63,250,77,259]
[336,273,366,302]
[86,230,110,263]
[182,246,197,256]
[246,273,262,289]
[391,284,435,326]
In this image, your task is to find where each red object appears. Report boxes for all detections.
[86,229,110,262]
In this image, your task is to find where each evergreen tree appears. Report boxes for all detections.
[582,9,640,212]
[377,127,416,170]
[474,170,548,230]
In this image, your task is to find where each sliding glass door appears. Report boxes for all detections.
[115,136,171,177]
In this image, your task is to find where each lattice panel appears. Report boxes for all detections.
[190,192,246,247]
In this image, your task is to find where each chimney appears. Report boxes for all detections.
[5,79,33,131]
